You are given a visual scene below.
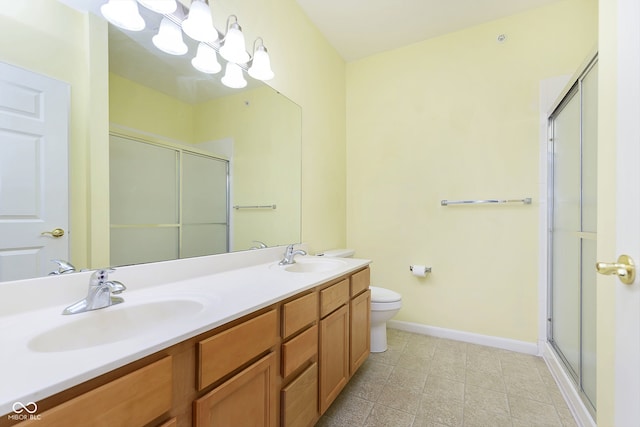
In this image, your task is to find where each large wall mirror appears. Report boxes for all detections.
[0,0,301,281]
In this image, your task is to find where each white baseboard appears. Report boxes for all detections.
[387,320,538,355]
[541,343,596,427]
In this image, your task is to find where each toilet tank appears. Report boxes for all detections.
[318,248,355,258]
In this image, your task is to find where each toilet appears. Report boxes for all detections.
[320,249,403,353]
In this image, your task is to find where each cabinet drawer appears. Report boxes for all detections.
[198,309,278,390]
[281,363,318,427]
[282,292,318,339]
[282,324,318,378]
[194,352,278,427]
[28,356,172,427]
[350,268,370,297]
[320,279,349,318]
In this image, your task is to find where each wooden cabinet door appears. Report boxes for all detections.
[281,363,318,427]
[319,304,349,414]
[194,353,277,427]
[350,289,371,375]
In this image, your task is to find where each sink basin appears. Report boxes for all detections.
[28,299,205,352]
[277,257,347,273]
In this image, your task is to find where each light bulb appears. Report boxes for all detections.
[101,0,145,31]
[152,17,188,55]
[221,62,247,89]
[137,0,177,14]
[248,44,274,81]
[220,21,250,64]
[191,43,222,74]
[182,0,218,43]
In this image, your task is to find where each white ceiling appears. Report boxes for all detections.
[295,0,563,61]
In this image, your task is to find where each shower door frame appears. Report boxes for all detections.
[546,55,598,418]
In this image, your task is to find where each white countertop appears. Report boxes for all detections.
[0,248,370,415]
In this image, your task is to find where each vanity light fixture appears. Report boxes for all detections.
[100,0,275,86]
[192,42,222,74]
[221,62,247,88]
[181,0,219,43]
[152,17,188,55]
[248,38,274,81]
[101,0,145,31]
[138,0,177,14]
[219,15,250,64]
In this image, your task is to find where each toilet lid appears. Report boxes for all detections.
[369,286,401,303]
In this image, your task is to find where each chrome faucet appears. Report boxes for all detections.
[250,240,268,249]
[62,269,126,315]
[48,259,77,275]
[279,244,307,265]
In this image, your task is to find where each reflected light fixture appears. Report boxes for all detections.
[192,42,222,74]
[101,0,145,31]
[138,0,178,14]
[181,0,218,43]
[152,17,188,55]
[221,62,247,89]
[248,38,274,81]
[219,15,250,64]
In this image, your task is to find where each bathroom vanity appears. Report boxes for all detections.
[0,247,370,427]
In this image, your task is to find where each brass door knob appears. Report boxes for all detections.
[596,254,635,285]
[41,228,65,238]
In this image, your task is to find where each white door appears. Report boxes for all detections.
[597,0,640,424]
[0,62,70,281]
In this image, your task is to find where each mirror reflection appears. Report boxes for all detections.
[0,1,301,281]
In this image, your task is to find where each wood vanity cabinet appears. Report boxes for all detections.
[280,292,319,427]
[6,267,371,427]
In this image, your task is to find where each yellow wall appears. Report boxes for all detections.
[346,0,597,342]
[195,87,302,250]
[109,73,196,143]
[0,1,109,270]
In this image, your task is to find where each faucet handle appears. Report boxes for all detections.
[89,268,116,286]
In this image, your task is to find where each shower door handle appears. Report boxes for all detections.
[596,254,635,285]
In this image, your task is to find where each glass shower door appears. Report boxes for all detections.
[549,58,598,414]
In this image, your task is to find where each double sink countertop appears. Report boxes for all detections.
[0,246,370,416]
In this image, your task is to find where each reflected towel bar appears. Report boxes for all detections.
[233,204,277,210]
[440,198,532,206]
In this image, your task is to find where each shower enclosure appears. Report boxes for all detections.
[547,56,598,415]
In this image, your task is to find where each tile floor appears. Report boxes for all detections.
[316,328,577,427]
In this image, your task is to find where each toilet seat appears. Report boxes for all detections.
[370,286,401,303]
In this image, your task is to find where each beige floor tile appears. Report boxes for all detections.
[465,368,505,393]
[417,394,464,427]
[508,396,563,426]
[463,406,513,427]
[464,384,510,415]
[424,375,465,402]
[363,404,416,427]
[377,383,423,414]
[388,366,429,392]
[319,329,580,427]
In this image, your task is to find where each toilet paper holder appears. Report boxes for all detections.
[409,265,432,274]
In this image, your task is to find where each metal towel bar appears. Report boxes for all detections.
[440,198,532,206]
[233,204,277,210]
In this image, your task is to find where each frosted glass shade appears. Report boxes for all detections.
[248,45,274,81]
[191,43,222,74]
[101,0,145,31]
[152,17,188,55]
[181,0,218,43]
[221,62,247,89]
[220,23,250,64]
[137,0,177,14]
